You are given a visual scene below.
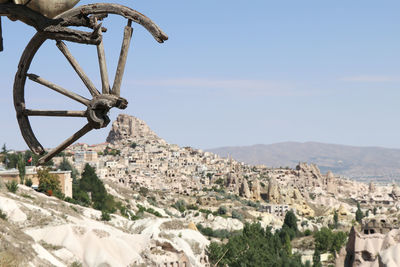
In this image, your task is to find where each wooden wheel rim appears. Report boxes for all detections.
[13,3,167,163]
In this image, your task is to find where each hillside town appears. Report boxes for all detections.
[1,114,400,266]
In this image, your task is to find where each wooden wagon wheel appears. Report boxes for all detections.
[13,3,168,165]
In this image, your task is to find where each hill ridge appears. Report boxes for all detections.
[207,141,400,181]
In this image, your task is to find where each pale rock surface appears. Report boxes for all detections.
[107,114,164,145]
[0,195,27,222]
[239,180,251,199]
[344,227,400,267]
[0,185,210,266]
[251,179,261,201]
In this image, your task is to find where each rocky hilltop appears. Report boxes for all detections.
[106,114,161,145]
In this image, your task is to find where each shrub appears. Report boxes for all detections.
[218,206,227,215]
[197,224,234,239]
[54,190,65,200]
[147,196,157,206]
[70,262,82,267]
[101,210,111,221]
[174,199,186,213]
[5,180,18,193]
[304,229,312,236]
[199,209,212,215]
[187,204,199,210]
[215,178,224,185]
[146,207,162,217]
[25,178,33,187]
[65,197,79,205]
[0,209,7,220]
[139,187,149,197]
[231,210,243,221]
[137,204,146,213]
[21,193,33,199]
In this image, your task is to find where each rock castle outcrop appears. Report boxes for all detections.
[107,114,161,145]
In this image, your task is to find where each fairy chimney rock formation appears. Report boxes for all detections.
[369,182,376,193]
[239,180,251,199]
[251,179,261,201]
[267,177,281,203]
[106,114,162,144]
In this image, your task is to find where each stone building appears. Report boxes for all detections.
[0,167,73,198]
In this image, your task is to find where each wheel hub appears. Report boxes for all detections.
[87,95,128,129]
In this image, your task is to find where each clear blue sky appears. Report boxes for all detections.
[1,0,400,150]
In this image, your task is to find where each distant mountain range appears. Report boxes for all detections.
[207,142,400,181]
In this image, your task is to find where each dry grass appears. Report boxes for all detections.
[39,241,63,251]
[159,232,174,241]
[0,251,19,267]
[160,220,184,230]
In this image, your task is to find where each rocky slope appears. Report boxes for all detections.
[0,183,210,267]
[208,142,400,181]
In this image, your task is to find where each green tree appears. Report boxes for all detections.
[314,227,347,255]
[37,168,61,195]
[331,231,347,255]
[17,154,26,184]
[174,199,186,213]
[207,222,303,267]
[284,210,298,233]
[1,143,7,154]
[58,157,78,180]
[79,164,115,213]
[312,249,322,267]
[5,153,18,169]
[283,232,292,255]
[355,202,363,223]
[333,210,339,228]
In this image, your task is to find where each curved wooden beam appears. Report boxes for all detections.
[56,3,168,43]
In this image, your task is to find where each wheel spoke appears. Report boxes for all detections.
[112,20,133,96]
[24,109,87,117]
[95,22,111,94]
[27,74,90,106]
[37,123,94,165]
[0,17,3,52]
[56,41,100,97]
